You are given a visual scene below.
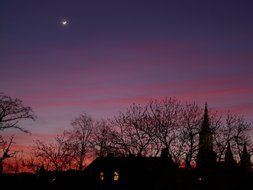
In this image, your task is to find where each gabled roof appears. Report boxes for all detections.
[85,156,176,175]
[83,156,179,190]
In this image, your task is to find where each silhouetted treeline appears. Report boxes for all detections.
[28,98,253,172]
[1,93,252,173]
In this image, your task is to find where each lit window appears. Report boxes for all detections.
[113,171,119,181]
[99,171,104,181]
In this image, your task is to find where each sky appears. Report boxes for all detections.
[1,0,253,151]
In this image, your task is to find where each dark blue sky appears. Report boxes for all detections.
[1,0,253,48]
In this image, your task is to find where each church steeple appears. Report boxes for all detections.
[199,103,214,150]
[225,142,237,168]
[197,103,216,169]
[240,143,252,171]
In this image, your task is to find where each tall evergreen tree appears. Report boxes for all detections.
[197,103,216,169]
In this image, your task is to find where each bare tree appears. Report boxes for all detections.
[149,98,182,162]
[180,103,202,169]
[213,113,236,162]
[0,93,36,173]
[0,136,17,173]
[33,113,94,171]
[91,119,117,157]
[67,113,94,171]
[0,93,36,133]
[33,134,75,171]
[111,104,156,157]
[4,154,23,174]
[21,156,42,173]
[232,115,252,160]
[213,113,252,162]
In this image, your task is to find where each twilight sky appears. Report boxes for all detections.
[1,0,253,151]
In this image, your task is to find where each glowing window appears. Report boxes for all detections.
[113,171,119,181]
[99,171,104,181]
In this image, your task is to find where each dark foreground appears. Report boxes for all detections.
[1,169,252,190]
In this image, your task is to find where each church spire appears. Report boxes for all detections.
[225,142,237,168]
[200,103,213,149]
[197,103,216,169]
[240,143,252,171]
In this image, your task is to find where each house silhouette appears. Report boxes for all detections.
[83,155,178,190]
